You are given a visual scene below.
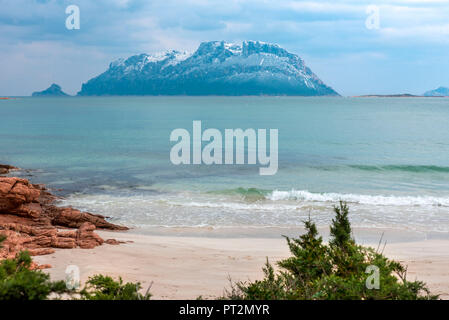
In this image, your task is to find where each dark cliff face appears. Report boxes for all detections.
[32,84,69,97]
[78,41,339,96]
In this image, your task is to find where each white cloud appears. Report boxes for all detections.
[1,0,449,95]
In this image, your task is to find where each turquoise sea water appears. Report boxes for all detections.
[2,97,449,235]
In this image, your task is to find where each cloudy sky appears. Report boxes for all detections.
[1,0,448,96]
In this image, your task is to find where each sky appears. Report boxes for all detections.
[1,0,448,96]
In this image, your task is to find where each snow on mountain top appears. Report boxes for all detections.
[78,40,339,96]
[145,50,192,64]
[109,41,296,71]
[110,58,125,68]
[110,50,192,70]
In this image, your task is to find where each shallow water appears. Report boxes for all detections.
[1,96,449,236]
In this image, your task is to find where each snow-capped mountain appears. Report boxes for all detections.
[424,87,449,97]
[78,41,339,96]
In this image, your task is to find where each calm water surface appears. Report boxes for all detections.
[1,97,449,236]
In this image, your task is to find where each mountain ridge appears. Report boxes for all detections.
[77,41,339,96]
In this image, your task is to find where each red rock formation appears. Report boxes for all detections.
[0,164,18,175]
[105,239,122,245]
[0,174,128,264]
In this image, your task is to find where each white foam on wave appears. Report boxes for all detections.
[57,189,449,233]
[267,190,449,207]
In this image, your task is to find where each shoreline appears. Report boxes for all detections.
[3,164,449,299]
[122,225,449,243]
[34,231,449,299]
[0,165,127,265]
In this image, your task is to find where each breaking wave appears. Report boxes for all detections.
[268,190,449,207]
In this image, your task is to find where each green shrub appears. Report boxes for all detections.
[225,201,438,300]
[0,249,67,300]
[0,236,151,300]
[79,275,151,300]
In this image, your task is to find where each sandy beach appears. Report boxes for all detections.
[34,231,449,299]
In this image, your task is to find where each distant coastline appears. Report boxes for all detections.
[353,94,448,98]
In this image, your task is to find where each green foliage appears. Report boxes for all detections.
[225,202,438,300]
[79,274,151,300]
[0,250,67,300]
[330,201,353,249]
[0,234,152,300]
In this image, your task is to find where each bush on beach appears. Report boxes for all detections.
[0,236,150,300]
[0,249,68,300]
[79,274,151,300]
[224,201,438,300]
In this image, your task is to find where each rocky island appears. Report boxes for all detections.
[78,41,339,96]
[32,84,69,97]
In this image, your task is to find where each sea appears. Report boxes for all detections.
[2,96,449,241]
